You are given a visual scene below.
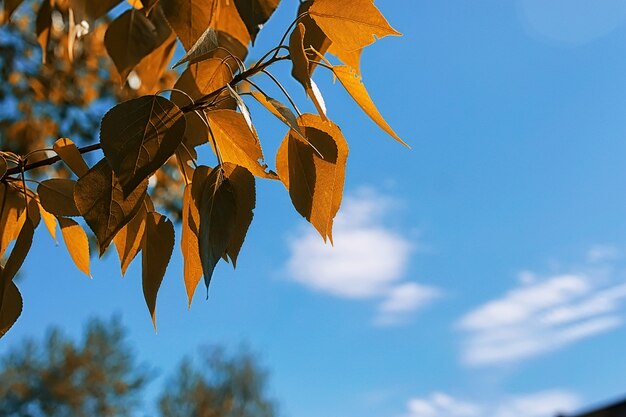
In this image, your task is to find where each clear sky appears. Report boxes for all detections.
[4,1,626,417]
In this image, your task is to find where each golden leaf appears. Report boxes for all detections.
[37,179,80,217]
[298,1,331,74]
[0,278,22,339]
[36,0,52,64]
[333,65,408,147]
[133,33,177,94]
[74,159,147,255]
[38,203,57,242]
[198,167,236,289]
[172,58,234,102]
[222,163,255,267]
[53,138,89,177]
[0,183,26,259]
[276,114,348,242]
[3,217,34,283]
[114,201,150,276]
[173,26,219,68]
[100,95,186,196]
[160,0,219,50]
[58,217,91,278]
[142,212,174,329]
[206,109,276,179]
[104,9,160,82]
[234,0,280,42]
[249,91,304,138]
[308,0,401,52]
[181,184,203,306]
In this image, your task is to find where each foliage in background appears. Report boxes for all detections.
[0,0,405,338]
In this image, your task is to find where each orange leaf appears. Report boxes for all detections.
[276,114,348,242]
[308,0,401,52]
[181,184,203,306]
[142,212,174,329]
[333,65,408,147]
[0,183,26,259]
[38,203,57,242]
[53,138,89,177]
[58,217,91,278]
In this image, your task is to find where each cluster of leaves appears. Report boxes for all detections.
[0,318,277,417]
[0,0,405,338]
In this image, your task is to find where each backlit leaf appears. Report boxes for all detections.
[226,84,254,134]
[39,203,57,242]
[333,65,408,147]
[308,0,401,52]
[58,217,91,278]
[173,26,219,68]
[234,0,280,42]
[0,183,26,259]
[199,167,236,290]
[289,22,326,119]
[36,0,52,63]
[113,200,151,276]
[172,58,234,102]
[53,138,89,177]
[37,179,80,217]
[249,91,304,138]
[222,163,255,267]
[181,183,203,306]
[100,95,186,196]
[0,278,22,339]
[104,9,159,82]
[132,33,177,94]
[206,109,276,179]
[142,212,174,329]
[276,114,348,242]
[74,159,147,255]
[160,0,219,50]
[3,217,34,283]
[298,1,331,74]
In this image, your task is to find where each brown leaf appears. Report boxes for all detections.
[234,0,280,43]
[74,159,147,255]
[104,9,159,82]
[0,278,22,339]
[181,184,203,306]
[69,0,122,24]
[222,163,255,267]
[37,179,80,217]
[142,212,174,329]
[276,114,348,242]
[3,217,34,283]
[113,202,149,276]
[249,91,304,138]
[308,0,401,52]
[172,58,234,102]
[206,109,275,179]
[160,0,219,50]
[58,217,91,278]
[199,167,236,290]
[100,95,186,196]
[298,1,331,74]
[333,65,408,147]
[0,183,26,259]
[289,22,326,119]
[0,155,6,179]
[3,0,24,22]
[53,138,89,177]
[173,26,219,68]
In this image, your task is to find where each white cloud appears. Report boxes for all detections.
[458,267,626,366]
[284,188,439,325]
[405,390,580,417]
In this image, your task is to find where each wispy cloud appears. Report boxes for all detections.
[457,252,626,366]
[405,390,580,417]
[283,187,439,326]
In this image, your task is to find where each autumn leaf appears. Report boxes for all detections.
[37,179,80,217]
[114,205,148,277]
[69,0,122,24]
[104,9,160,82]
[308,0,401,52]
[276,114,348,242]
[206,109,276,179]
[53,138,89,177]
[222,163,255,267]
[35,0,52,63]
[298,1,331,74]
[234,0,280,43]
[0,183,26,259]
[74,159,147,255]
[249,91,304,138]
[3,217,35,283]
[100,95,186,196]
[142,211,174,329]
[181,184,203,306]
[38,203,57,242]
[172,58,234,102]
[333,65,408,147]
[173,26,219,68]
[132,32,177,94]
[0,155,6,179]
[160,0,219,51]
[0,278,22,339]
[3,0,23,22]
[199,167,237,290]
[58,217,91,278]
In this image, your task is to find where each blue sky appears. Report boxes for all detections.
[4,1,626,416]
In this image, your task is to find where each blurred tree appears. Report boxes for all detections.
[0,318,150,417]
[159,347,277,417]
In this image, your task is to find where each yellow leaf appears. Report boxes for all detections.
[127,0,143,8]
[308,0,401,52]
[160,0,219,51]
[3,217,34,282]
[206,109,276,179]
[100,95,186,195]
[328,43,362,71]
[181,185,203,307]
[172,58,234,102]
[38,203,57,242]
[333,65,408,147]
[0,277,22,339]
[276,114,348,242]
[58,217,91,278]
[132,30,177,94]
[74,159,147,255]
[142,212,174,329]
[0,183,26,259]
[114,202,150,277]
[53,138,89,177]
[37,179,80,217]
